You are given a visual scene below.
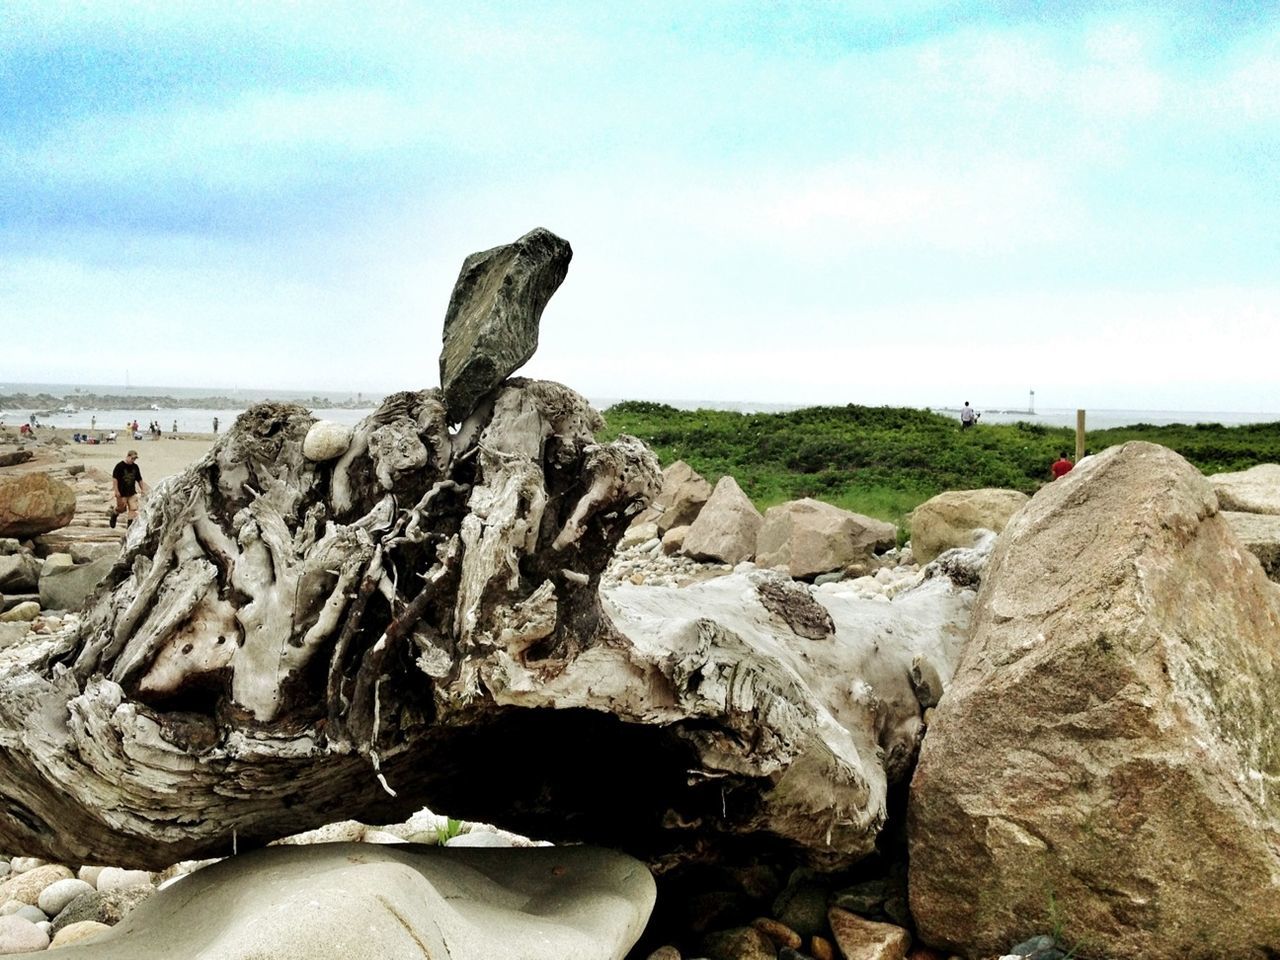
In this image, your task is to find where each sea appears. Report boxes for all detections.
[1,383,1278,433]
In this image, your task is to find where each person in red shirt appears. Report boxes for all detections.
[1051,453,1074,479]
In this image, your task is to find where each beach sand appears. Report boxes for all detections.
[57,429,217,482]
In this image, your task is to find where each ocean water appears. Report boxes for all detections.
[2,383,1278,433]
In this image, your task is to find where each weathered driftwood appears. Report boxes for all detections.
[0,379,977,873]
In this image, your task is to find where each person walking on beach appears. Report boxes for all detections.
[960,402,978,429]
[1051,452,1074,479]
[90,416,96,431]
[212,416,219,434]
[172,420,178,435]
[109,450,148,529]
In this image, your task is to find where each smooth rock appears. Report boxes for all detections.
[681,476,763,565]
[0,601,39,623]
[1209,462,1280,514]
[77,866,105,888]
[38,877,95,916]
[620,522,660,550]
[0,914,49,954]
[908,488,1028,565]
[0,540,20,555]
[827,908,911,960]
[909,442,1280,959]
[752,916,802,949]
[37,555,114,612]
[13,905,44,924]
[439,227,573,422]
[0,472,77,538]
[42,842,653,960]
[756,498,896,579]
[645,947,682,960]
[50,920,112,948]
[302,420,353,462]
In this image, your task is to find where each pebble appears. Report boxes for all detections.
[645,948,681,960]
[13,905,45,924]
[0,865,73,905]
[49,920,112,948]
[751,916,801,949]
[37,878,93,916]
[0,914,49,954]
[77,865,105,888]
[0,602,39,623]
[810,934,836,960]
[7,858,44,876]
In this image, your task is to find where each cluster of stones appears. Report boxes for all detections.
[0,854,156,953]
[626,461,900,579]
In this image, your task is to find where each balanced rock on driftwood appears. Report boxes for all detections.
[438,227,573,423]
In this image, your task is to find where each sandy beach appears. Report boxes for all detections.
[43,428,217,482]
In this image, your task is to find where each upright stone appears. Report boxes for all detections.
[439,228,573,423]
[681,476,763,565]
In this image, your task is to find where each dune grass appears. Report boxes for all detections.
[596,401,1280,537]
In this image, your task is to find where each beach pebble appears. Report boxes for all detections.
[77,865,105,888]
[50,920,111,948]
[7,858,44,876]
[0,601,39,623]
[94,868,153,894]
[13,904,45,924]
[302,421,352,462]
[0,914,49,954]
[38,878,93,916]
[444,830,516,848]
[0,903,20,917]
[0,863,8,881]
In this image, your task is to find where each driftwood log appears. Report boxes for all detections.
[0,379,971,873]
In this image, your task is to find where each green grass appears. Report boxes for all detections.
[596,401,1280,537]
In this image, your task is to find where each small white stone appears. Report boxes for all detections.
[77,865,105,888]
[444,831,517,848]
[9,857,44,875]
[0,901,24,917]
[303,420,353,462]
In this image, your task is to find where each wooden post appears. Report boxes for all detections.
[1075,409,1086,462]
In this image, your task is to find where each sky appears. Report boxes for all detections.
[2,1,1279,412]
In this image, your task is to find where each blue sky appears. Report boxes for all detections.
[2,1,1279,411]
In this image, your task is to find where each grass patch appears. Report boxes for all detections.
[596,401,1280,539]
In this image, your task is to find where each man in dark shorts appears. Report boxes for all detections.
[110,450,148,528]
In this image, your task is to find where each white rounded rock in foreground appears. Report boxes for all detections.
[0,914,49,954]
[32,843,654,960]
[303,420,353,462]
[38,877,94,916]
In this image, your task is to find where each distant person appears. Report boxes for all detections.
[172,420,178,435]
[90,415,96,430]
[960,402,978,429]
[110,449,148,529]
[212,416,219,433]
[1051,452,1074,479]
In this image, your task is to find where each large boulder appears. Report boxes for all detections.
[1223,510,1280,581]
[908,442,1280,959]
[908,488,1028,565]
[438,227,573,423]
[0,472,76,539]
[647,461,713,534]
[681,476,763,565]
[38,556,114,612]
[34,843,654,960]
[756,498,896,579]
[1209,462,1280,514]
